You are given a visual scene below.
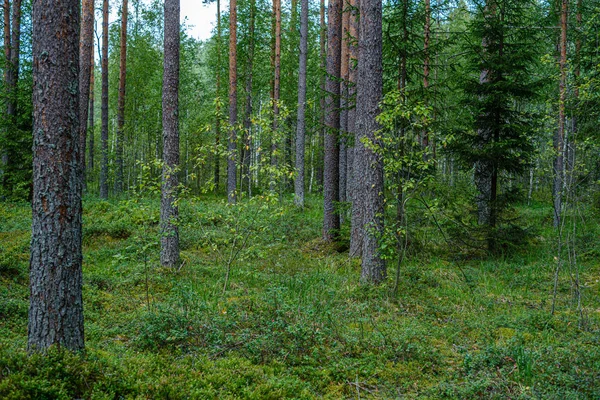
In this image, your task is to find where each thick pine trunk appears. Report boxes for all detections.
[100,0,109,198]
[80,0,94,188]
[294,0,308,207]
[354,0,384,282]
[323,0,342,241]
[115,0,128,194]
[355,0,385,283]
[553,0,567,228]
[160,0,180,267]
[29,0,84,352]
[227,0,237,203]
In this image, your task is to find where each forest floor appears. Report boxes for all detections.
[0,194,599,399]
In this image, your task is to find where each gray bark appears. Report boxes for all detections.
[294,0,308,207]
[29,0,84,352]
[355,0,385,283]
[115,0,128,194]
[160,0,180,267]
[323,0,342,241]
[227,0,237,203]
[100,0,109,198]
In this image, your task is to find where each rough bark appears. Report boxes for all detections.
[227,0,237,203]
[160,0,180,267]
[88,57,95,171]
[339,0,350,204]
[79,0,94,187]
[294,0,308,207]
[241,0,255,196]
[348,0,361,255]
[29,0,84,352]
[115,0,128,194]
[323,0,342,241]
[355,0,385,283]
[100,0,109,199]
[553,0,567,228]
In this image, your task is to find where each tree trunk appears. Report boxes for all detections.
[29,0,84,352]
[316,0,325,189]
[1,0,9,183]
[160,0,180,267]
[553,0,567,228]
[356,0,385,283]
[242,0,255,196]
[474,0,495,227]
[270,0,281,192]
[115,0,128,194]
[323,0,342,241]
[348,0,360,255]
[227,0,237,203]
[88,57,95,172]
[294,0,308,207]
[339,0,350,205]
[422,0,430,149]
[1,0,21,192]
[214,0,221,191]
[100,0,109,199]
[80,0,94,188]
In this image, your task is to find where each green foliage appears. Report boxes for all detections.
[2,197,599,398]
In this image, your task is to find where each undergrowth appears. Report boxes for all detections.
[0,194,598,398]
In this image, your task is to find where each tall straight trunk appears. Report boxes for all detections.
[29,0,84,352]
[160,0,180,267]
[568,0,581,187]
[339,0,350,204]
[323,0,342,241]
[271,0,281,191]
[316,0,325,189]
[80,0,94,187]
[115,0,128,194]
[227,0,237,203]
[422,0,430,149]
[100,0,109,199]
[355,0,384,283]
[0,0,8,183]
[474,1,496,227]
[294,0,308,207]
[396,0,408,228]
[89,60,95,172]
[214,0,221,191]
[6,0,20,118]
[347,0,360,254]
[553,0,567,228]
[242,0,255,196]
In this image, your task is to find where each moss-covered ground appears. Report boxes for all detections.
[0,194,599,399]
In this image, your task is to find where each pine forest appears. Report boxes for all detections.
[1,0,600,397]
